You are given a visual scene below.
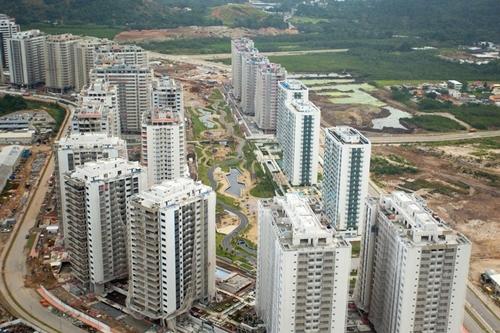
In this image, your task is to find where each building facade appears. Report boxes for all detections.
[7,30,46,87]
[141,107,186,186]
[72,79,120,137]
[323,126,371,234]
[231,38,254,101]
[256,193,351,333]
[255,63,287,132]
[355,192,471,333]
[73,37,112,92]
[241,52,268,115]
[94,43,148,67]
[276,80,320,186]
[127,178,216,319]
[64,158,146,293]
[151,76,184,115]
[0,14,20,70]
[55,133,128,243]
[45,34,80,92]
[90,64,153,133]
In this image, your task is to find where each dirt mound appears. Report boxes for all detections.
[114,25,297,43]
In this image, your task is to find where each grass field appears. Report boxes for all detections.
[24,23,122,39]
[268,49,500,81]
[418,105,500,130]
[401,115,466,132]
[211,4,268,26]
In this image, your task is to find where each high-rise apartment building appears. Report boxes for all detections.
[127,178,216,319]
[241,52,268,115]
[151,76,183,115]
[0,14,20,70]
[256,193,351,333]
[276,80,320,186]
[231,38,254,101]
[72,79,121,137]
[141,107,186,186]
[94,44,148,67]
[323,126,371,234]
[355,192,471,333]
[91,64,153,133]
[64,158,146,293]
[255,62,287,132]
[45,34,80,92]
[73,37,112,91]
[54,133,128,243]
[7,30,46,87]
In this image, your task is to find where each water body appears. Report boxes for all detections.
[198,109,216,129]
[215,266,232,280]
[225,168,245,198]
[372,106,412,130]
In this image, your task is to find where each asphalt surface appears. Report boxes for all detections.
[367,130,500,144]
[466,288,500,332]
[0,96,86,333]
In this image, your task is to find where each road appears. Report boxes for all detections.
[367,130,500,144]
[466,288,500,332]
[0,95,85,333]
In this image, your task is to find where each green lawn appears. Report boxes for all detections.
[24,23,122,39]
[401,115,465,132]
[188,108,208,139]
[371,156,418,176]
[418,104,500,130]
[268,49,500,81]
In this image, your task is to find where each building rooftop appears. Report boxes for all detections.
[55,133,126,149]
[265,193,348,249]
[134,177,212,210]
[379,192,470,245]
[0,145,26,166]
[11,29,44,39]
[327,126,370,145]
[289,100,320,115]
[70,158,143,181]
[279,79,308,91]
[143,107,182,125]
[47,34,79,42]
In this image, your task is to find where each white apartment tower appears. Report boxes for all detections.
[73,37,112,91]
[127,178,216,320]
[141,107,186,186]
[256,193,351,333]
[255,62,287,132]
[231,38,254,101]
[151,76,184,114]
[94,44,148,67]
[355,192,471,333]
[276,80,320,186]
[64,158,146,293]
[0,14,20,70]
[323,126,371,234]
[72,79,121,137]
[7,30,46,87]
[241,52,268,115]
[91,64,153,133]
[55,133,128,243]
[45,34,80,92]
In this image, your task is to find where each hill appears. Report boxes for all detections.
[211,4,287,29]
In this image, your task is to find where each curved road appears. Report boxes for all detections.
[0,94,86,333]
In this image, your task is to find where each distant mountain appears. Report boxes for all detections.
[0,0,226,29]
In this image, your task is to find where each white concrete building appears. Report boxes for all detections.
[151,76,183,115]
[7,30,46,87]
[255,62,287,132]
[323,126,371,234]
[94,43,148,67]
[241,52,268,115]
[256,193,351,333]
[73,37,112,92]
[127,177,216,320]
[0,14,20,70]
[141,107,186,186]
[45,34,80,92]
[355,192,471,333]
[90,64,153,133]
[231,38,254,101]
[64,158,146,293]
[276,80,320,186]
[72,79,120,137]
[55,133,128,243]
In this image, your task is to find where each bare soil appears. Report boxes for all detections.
[114,26,297,43]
